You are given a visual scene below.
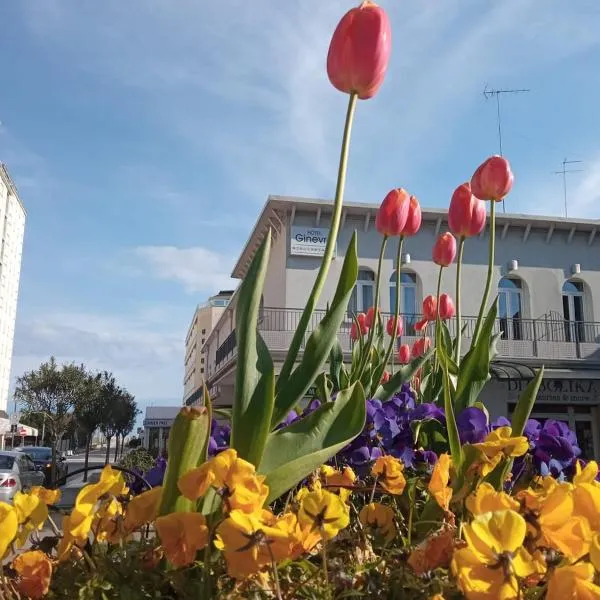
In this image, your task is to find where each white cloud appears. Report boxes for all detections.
[134,246,236,294]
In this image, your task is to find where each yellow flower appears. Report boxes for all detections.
[472,427,528,476]
[547,563,600,599]
[466,482,520,516]
[155,512,208,568]
[539,485,591,561]
[178,450,268,513]
[372,455,406,495]
[590,533,600,572]
[277,512,321,559]
[215,509,293,578]
[14,491,48,527]
[12,550,52,599]
[75,465,128,519]
[297,488,349,540]
[320,465,356,503]
[122,486,162,534]
[0,502,18,559]
[573,482,600,530]
[30,487,61,506]
[428,453,452,511]
[359,503,395,543]
[452,510,545,600]
[95,498,123,543]
[574,460,599,485]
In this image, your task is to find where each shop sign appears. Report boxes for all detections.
[290,227,336,257]
[507,378,600,404]
[143,419,174,427]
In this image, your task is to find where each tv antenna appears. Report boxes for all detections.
[554,158,583,218]
[483,85,530,212]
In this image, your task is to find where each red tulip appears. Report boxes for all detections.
[470,155,514,202]
[412,336,432,357]
[432,232,457,267]
[403,195,422,236]
[365,306,381,328]
[448,183,486,238]
[422,295,438,321]
[351,312,368,340]
[375,188,411,237]
[438,294,456,320]
[386,316,403,338]
[380,370,391,384]
[398,344,411,364]
[357,312,367,329]
[327,1,392,100]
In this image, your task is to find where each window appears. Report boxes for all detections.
[201,338,205,344]
[200,368,204,374]
[349,269,375,315]
[498,277,522,340]
[389,272,418,335]
[563,280,585,342]
[202,328,206,334]
[201,358,204,364]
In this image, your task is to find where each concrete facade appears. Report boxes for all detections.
[204,196,600,459]
[0,165,26,414]
[142,406,180,456]
[183,290,233,406]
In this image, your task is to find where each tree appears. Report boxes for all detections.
[14,357,87,485]
[74,371,108,482]
[114,392,139,461]
[98,375,121,465]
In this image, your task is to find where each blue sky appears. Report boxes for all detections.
[2,0,600,415]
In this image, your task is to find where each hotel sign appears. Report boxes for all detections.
[507,379,600,404]
[290,227,335,257]
[143,419,174,428]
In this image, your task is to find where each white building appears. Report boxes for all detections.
[142,406,180,456]
[0,165,26,414]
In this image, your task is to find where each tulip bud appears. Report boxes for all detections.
[402,195,422,236]
[470,155,514,202]
[432,232,457,267]
[422,295,438,321]
[398,344,411,364]
[365,306,381,328]
[357,312,368,330]
[412,337,432,358]
[380,371,391,384]
[448,183,486,238]
[327,1,392,100]
[438,294,456,320]
[375,188,411,237]
[386,316,403,338]
[351,313,368,340]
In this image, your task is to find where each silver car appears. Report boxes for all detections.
[0,451,46,503]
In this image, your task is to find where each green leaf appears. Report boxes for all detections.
[230,232,275,466]
[442,356,464,469]
[373,351,432,401]
[511,367,544,437]
[437,322,459,376]
[159,405,211,515]
[271,233,358,427]
[260,383,366,503]
[455,298,498,412]
[315,373,332,405]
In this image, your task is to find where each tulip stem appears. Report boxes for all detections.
[358,234,387,387]
[454,237,465,363]
[321,539,331,600]
[267,545,284,600]
[277,92,358,393]
[434,266,443,371]
[381,236,404,376]
[473,201,496,345]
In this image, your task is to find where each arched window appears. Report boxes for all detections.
[390,272,418,335]
[349,269,375,315]
[498,277,522,340]
[562,280,585,342]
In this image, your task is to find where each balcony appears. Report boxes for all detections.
[211,307,600,375]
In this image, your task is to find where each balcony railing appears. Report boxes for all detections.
[211,307,600,372]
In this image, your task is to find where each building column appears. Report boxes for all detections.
[143,427,150,449]
[158,427,164,455]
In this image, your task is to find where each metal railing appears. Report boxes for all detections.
[212,307,600,370]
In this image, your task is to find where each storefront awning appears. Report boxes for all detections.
[491,361,600,381]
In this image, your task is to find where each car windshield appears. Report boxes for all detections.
[20,448,52,461]
[0,456,15,470]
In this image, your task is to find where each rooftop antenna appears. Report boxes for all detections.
[554,158,583,218]
[483,85,530,213]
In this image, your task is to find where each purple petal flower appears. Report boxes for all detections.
[456,407,489,444]
[412,403,445,423]
[491,416,511,429]
[523,419,541,444]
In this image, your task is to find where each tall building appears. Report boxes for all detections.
[204,195,600,459]
[183,290,233,406]
[0,165,26,414]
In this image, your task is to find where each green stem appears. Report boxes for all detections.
[322,539,331,600]
[434,266,443,372]
[358,235,388,384]
[267,544,284,600]
[382,236,404,375]
[277,92,358,393]
[454,237,465,363]
[473,201,497,345]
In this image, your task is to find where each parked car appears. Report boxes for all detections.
[0,451,46,503]
[15,446,68,486]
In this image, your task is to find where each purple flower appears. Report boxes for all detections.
[412,403,445,423]
[534,419,581,470]
[456,407,489,444]
[523,419,541,444]
[491,416,511,429]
